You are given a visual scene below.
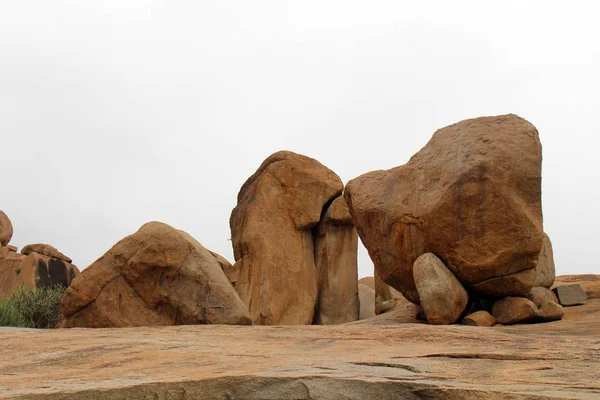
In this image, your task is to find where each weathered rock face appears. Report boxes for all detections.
[0,210,13,247]
[492,297,538,325]
[462,310,496,327]
[21,243,72,263]
[0,250,79,299]
[60,222,252,328]
[314,197,359,325]
[230,151,344,325]
[358,283,375,320]
[527,287,558,308]
[345,115,544,303]
[413,253,468,325]
[533,233,555,288]
[374,270,404,314]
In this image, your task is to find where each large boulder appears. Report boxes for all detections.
[413,253,468,325]
[21,243,72,263]
[0,250,79,299]
[314,197,359,325]
[0,210,13,247]
[230,151,344,325]
[345,115,544,303]
[59,222,252,328]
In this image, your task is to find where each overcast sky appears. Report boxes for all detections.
[1,1,598,279]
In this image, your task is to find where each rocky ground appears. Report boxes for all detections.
[1,276,598,400]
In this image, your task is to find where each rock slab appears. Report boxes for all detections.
[345,114,544,303]
[553,284,587,306]
[412,253,468,325]
[230,151,344,325]
[60,221,252,328]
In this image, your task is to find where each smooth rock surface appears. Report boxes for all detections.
[0,210,13,247]
[527,286,558,308]
[21,243,72,263]
[492,297,538,325]
[314,196,359,325]
[230,151,343,325]
[553,284,588,306]
[345,115,543,303]
[2,276,600,399]
[533,233,555,288]
[536,301,564,322]
[358,283,375,320]
[413,253,468,325]
[59,221,252,328]
[462,310,496,327]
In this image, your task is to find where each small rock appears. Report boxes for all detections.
[527,287,558,308]
[463,311,496,327]
[0,210,13,246]
[536,301,564,322]
[413,253,468,325]
[492,297,538,325]
[553,284,587,306]
[21,243,72,263]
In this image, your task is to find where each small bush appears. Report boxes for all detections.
[0,285,67,329]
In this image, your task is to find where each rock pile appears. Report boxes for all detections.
[344,114,572,325]
[0,210,80,299]
[229,151,359,325]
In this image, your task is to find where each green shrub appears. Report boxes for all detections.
[0,285,67,329]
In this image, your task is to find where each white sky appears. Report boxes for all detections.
[1,1,598,278]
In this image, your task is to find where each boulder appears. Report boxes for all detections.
[374,270,404,314]
[358,284,375,320]
[554,275,600,300]
[230,151,343,325]
[412,253,468,325]
[536,301,564,322]
[552,284,587,306]
[59,222,252,328]
[0,210,13,247]
[527,287,558,308]
[492,297,538,325]
[533,233,555,288]
[0,251,79,299]
[463,311,496,327]
[21,243,72,263]
[345,115,543,303]
[314,197,359,325]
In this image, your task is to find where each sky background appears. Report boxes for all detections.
[1,1,598,278]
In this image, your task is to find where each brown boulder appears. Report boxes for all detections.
[314,197,359,325]
[463,310,496,327]
[536,301,564,322]
[230,151,343,325]
[59,222,252,328]
[345,115,543,303]
[413,253,468,325]
[374,270,404,314]
[527,286,558,308]
[0,210,13,246]
[533,233,555,288]
[492,297,538,325]
[0,251,79,299]
[358,283,375,320]
[552,284,587,306]
[21,243,72,263]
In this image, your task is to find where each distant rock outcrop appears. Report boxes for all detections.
[230,151,358,325]
[59,222,252,328]
[0,210,13,247]
[345,115,545,304]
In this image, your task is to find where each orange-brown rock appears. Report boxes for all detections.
[536,301,564,322]
[230,151,343,325]
[554,274,600,299]
[0,210,12,247]
[314,197,359,325]
[413,253,468,325]
[21,243,72,263]
[533,233,555,288]
[59,222,252,328]
[374,269,404,314]
[527,286,558,308]
[492,297,538,325]
[0,251,79,299]
[345,115,543,303]
[462,310,496,327]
